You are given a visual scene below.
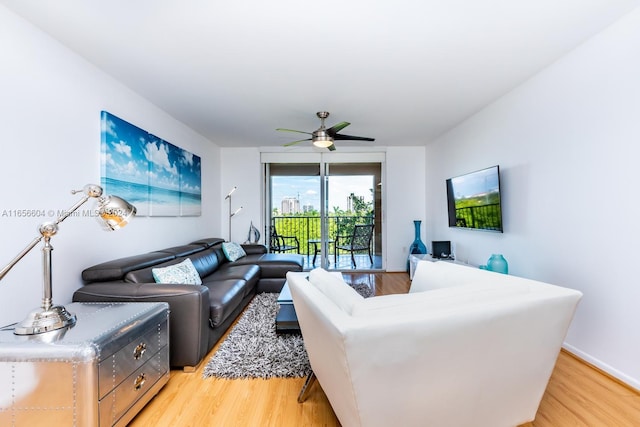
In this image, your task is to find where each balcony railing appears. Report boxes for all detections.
[455,203,502,230]
[271,215,374,255]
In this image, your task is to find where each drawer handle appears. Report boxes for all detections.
[133,342,147,360]
[134,373,146,391]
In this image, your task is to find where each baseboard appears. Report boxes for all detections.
[562,344,640,393]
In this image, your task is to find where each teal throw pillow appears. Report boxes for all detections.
[222,242,246,262]
[152,258,202,285]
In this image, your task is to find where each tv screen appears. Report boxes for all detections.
[446,165,503,232]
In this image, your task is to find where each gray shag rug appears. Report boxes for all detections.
[203,283,373,380]
[203,293,310,379]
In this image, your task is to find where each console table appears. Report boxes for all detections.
[0,302,169,426]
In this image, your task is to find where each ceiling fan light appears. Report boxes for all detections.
[313,136,334,148]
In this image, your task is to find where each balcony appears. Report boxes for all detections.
[270,215,381,270]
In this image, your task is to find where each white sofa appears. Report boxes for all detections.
[287,262,583,427]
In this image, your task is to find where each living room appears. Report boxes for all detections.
[1,1,639,425]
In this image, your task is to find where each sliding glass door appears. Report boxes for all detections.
[268,163,322,267]
[263,153,383,271]
[325,163,381,270]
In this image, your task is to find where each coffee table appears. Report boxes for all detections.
[275,279,300,334]
[275,272,342,334]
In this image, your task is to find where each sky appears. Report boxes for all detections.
[450,165,499,198]
[101,111,202,195]
[272,175,374,211]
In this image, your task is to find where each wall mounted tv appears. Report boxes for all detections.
[446,165,503,232]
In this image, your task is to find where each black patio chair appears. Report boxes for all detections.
[269,225,300,253]
[334,224,374,268]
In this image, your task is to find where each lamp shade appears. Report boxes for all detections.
[96,195,137,230]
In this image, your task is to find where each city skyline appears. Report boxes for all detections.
[272,175,374,212]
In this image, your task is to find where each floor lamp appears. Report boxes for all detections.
[225,186,242,242]
[0,184,136,335]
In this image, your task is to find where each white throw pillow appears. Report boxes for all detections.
[308,268,363,315]
[222,242,247,262]
[152,258,202,285]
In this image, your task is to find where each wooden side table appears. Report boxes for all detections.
[0,302,169,426]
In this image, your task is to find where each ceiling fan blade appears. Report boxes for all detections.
[333,133,375,142]
[276,128,313,135]
[326,121,350,136]
[327,143,337,151]
[283,138,312,147]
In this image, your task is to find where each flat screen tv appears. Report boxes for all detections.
[446,165,503,232]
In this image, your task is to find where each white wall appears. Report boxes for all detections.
[425,8,640,389]
[385,147,427,271]
[220,147,263,243]
[220,146,427,271]
[0,7,221,327]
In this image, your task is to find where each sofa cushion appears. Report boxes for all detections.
[82,251,176,282]
[152,258,202,285]
[308,268,363,315]
[210,245,229,265]
[222,242,246,262]
[232,253,303,278]
[156,244,206,257]
[203,279,250,327]
[240,244,268,255]
[125,256,192,283]
[190,237,226,248]
[214,263,260,281]
[188,248,221,278]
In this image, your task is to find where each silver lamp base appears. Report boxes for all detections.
[14,305,77,335]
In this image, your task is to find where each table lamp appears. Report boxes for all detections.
[0,184,136,335]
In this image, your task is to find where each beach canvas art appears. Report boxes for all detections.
[101,111,201,216]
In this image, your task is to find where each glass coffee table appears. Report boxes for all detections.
[275,276,300,334]
[275,272,342,334]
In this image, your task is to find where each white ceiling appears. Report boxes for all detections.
[2,0,639,149]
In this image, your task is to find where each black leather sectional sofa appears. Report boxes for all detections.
[72,237,304,369]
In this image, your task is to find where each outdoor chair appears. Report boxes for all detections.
[334,224,374,268]
[269,225,300,253]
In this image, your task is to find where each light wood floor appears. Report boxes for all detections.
[129,272,640,427]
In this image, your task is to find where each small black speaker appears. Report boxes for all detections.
[432,241,452,259]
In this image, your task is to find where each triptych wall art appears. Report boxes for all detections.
[100,111,202,216]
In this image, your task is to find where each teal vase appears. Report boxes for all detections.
[487,254,508,274]
[409,220,427,255]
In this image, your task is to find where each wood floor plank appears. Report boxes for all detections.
[533,351,640,426]
[129,272,640,426]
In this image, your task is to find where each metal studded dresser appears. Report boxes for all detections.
[0,302,170,427]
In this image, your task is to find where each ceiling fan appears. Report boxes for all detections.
[276,111,375,151]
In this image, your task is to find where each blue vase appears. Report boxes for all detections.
[409,220,427,255]
[487,254,508,274]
